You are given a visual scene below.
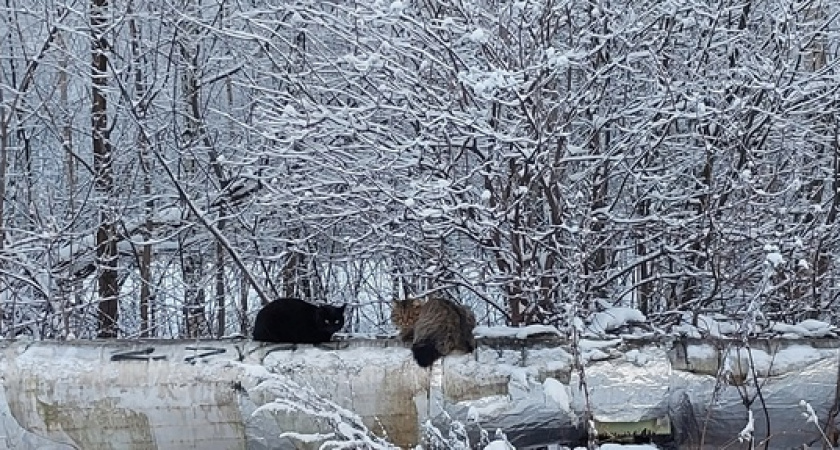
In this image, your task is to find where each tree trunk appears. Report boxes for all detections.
[0,94,8,339]
[57,32,74,338]
[239,272,250,335]
[215,73,236,338]
[91,0,119,338]
[636,199,652,315]
[215,237,226,337]
[282,250,299,298]
[178,1,209,338]
[128,10,155,338]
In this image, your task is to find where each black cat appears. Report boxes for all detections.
[252,297,346,344]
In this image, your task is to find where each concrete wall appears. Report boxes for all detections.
[0,337,836,449]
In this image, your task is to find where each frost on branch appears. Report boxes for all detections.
[242,363,399,449]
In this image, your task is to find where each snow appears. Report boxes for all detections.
[461,395,511,421]
[7,0,840,447]
[686,343,718,361]
[765,251,784,268]
[418,208,443,218]
[474,324,562,339]
[282,103,297,118]
[586,307,647,335]
[599,446,659,450]
[388,0,405,13]
[542,377,571,411]
[467,28,489,44]
[672,313,744,338]
[2,335,840,448]
[252,400,296,416]
[671,313,838,339]
[624,349,650,366]
[457,69,520,99]
[800,400,819,424]
[553,446,660,450]
[483,439,515,449]
[576,338,623,363]
[769,320,837,338]
[737,410,754,443]
[466,405,481,422]
[481,429,516,450]
[278,431,335,443]
[473,326,517,338]
[722,344,836,377]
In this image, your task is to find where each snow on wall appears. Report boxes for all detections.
[3,341,246,450]
[0,336,837,449]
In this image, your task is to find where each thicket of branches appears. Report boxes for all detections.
[0,0,838,338]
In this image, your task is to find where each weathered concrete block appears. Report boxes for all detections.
[0,336,835,449]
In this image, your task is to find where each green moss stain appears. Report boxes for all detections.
[36,397,155,450]
[375,369,425,449]
[443,370,509,403]
[595,417,672,442]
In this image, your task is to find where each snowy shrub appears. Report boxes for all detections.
[244,362,400,449]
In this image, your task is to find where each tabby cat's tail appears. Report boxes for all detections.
[411,338,442,368]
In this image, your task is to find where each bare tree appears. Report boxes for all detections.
[90,0,119,337]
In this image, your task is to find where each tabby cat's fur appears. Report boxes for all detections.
[391,297,476,368]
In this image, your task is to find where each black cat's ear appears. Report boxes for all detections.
[339,304,347,313]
